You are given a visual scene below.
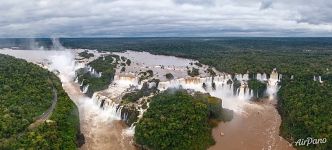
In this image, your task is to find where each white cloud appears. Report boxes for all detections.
[0,0,331,37]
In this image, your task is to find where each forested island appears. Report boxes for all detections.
[135,90,233,150]
[0,54,80,149]
[76,55,118,97]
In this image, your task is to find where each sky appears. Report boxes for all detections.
[1,0,332,37]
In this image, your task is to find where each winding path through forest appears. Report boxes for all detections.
[28,88,58,129]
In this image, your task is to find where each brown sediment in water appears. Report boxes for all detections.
[209,100,294,150]
[62,81,135,150]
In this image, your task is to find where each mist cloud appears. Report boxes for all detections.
[0,0,331,37]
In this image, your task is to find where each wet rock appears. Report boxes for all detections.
[220,132,224,136]
[76,130,85,148]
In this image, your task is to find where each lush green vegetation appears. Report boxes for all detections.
[165,73,174,80]
[77,55,117,97]
[278,76,332,149]
[135,90,232,150]
[0,54,80,149]
[120,66,126,72]
[187,67,199,77]
[138,70,153,83]
[207,68,216,76]
[194,62,203,67]
[78,51,94,59]
[126,59,131,66]
[122,82,158,104]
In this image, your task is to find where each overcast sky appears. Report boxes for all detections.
[1,0,332,37]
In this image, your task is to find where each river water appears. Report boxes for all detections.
[62,81,134,150]
[209,99,294,150]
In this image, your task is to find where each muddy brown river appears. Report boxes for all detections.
[209,99,294,150]
[62,81,135,150]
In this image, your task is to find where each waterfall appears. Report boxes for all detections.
[114,75,139,86]
[266,69,280,100]
[91,93,122,120]
[158,75,254,103]
[74,77,78,83]
[88,66,92,72]
[235,73,249,81]
[262,73,267,81]
[123,99,151,137]
[257,73,268,81]
[278,74,282,81]
[318,76,322,83]
[83,84,89,93]
[80,79,85,86]
[85,65,102,78]
[242,73,249,81]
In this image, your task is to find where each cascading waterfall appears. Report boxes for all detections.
[80,79,85,86]
[157,69,282,112]
[158,75,253,99]
[313,75,323,83]
[266,69,281,100]
[235,73,249,81]
[91,93,122,120]
[278,74,282,81]
[74,77,79,83]
[114,75,139,86]
[85,65,102,78]
[257,73,268,81]
[123,97,151,136]
[83,84,89,93]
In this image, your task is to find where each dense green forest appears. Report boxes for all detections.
[78,51,94,59]
[0,54,80,149]
[122,82,158,104]
[278,76,332,150]
[135,90,233,150]
[77,55,117,97]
